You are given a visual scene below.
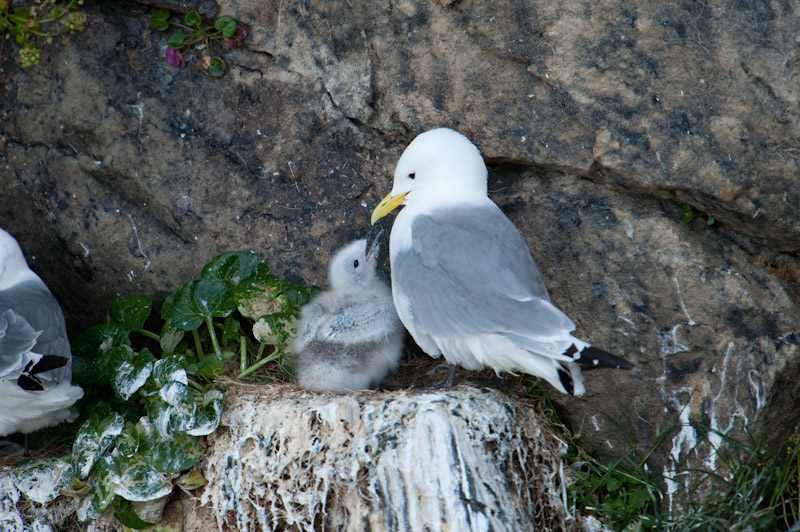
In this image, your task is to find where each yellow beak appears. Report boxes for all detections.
[371,191,408,225]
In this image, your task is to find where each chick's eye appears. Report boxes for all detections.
[408,172,416,180]
[353,259,360,268]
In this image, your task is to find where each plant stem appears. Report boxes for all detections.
[136,329,161,342]
[192,329,205,359]
[236,350,279,379]
[205,315,222,358]
[239,336,247,373]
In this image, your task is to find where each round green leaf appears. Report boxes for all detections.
[150,9,171,31]
[73,411,125,479]
[112,348,155,401]
[196,354,224,380]
[167,32,186,49]
[207,56,227,78]
[76,454,119,521]
[187,390,223,436]
[277,280,317,309]
[115,456,173,502]
[184,9,202,27]
[71,322,130,385]
[162,277,235,331]
[213,16,237,38]
[202,251,268,286]
[222,319,241,344]
[152,433,204,474]
[107,294,152,332]
[176,469,207,491]
[12,456,73,504]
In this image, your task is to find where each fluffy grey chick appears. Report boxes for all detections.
[0,228,84,437]
[292,234,404,391]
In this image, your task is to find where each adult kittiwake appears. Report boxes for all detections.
[291,232,405,392]
[0,228,84,436]
[371,128,632,395]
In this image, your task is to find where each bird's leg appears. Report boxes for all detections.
[24,433,30,457]
[442,363,457,387]
[414,363,458,389]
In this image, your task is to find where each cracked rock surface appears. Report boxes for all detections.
[0,0,798,513]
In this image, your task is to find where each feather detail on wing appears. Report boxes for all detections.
[393,204,573,344]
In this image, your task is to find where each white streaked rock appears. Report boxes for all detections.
[200,384,569,532]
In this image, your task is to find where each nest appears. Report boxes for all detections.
[199,382,570,532]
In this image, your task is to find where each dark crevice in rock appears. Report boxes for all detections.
[739,61,779,101]
[83,165,198,244]
[231,61,268,78]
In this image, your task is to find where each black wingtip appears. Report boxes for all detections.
[556,365,575,395]
[566,345,634,370]
[17,374,44,391]
[29,354,70,374]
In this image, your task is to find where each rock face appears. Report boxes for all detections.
[199,384,568,532]
[0,0,798,515]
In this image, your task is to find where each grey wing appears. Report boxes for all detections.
[393,205,575,340]
[0,309,40,378]
[0,280,71,381]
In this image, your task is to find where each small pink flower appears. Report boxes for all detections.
[223,26,248,49]
[165,47,184,67]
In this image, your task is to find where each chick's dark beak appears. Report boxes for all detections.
[365,227,384,262]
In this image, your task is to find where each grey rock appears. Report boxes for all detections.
[0,0,798,514]
[201,384,569,532]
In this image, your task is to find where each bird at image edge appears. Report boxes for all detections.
[0,228,84,438]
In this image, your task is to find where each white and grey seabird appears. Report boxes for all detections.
[371,128,632,395]
[0,228,84,436]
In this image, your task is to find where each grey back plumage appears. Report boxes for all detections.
[394,205,573,342]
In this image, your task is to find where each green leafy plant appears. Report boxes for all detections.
[10,251,313,529]
[520,378,668,530]
[568,447,666,530]
[565,409,800,531]
[0,0,86,67]
[150,3,247,77]
[522,378,800,530]
[674,424,800,531]
[682,203,716,225]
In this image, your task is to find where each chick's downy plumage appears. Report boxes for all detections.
[292,236,404,392]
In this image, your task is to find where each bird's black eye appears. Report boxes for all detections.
[408,172,416,179]
[353,259,360,268]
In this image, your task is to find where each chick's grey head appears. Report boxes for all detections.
[0,228,34,290]
[327,239,380,292]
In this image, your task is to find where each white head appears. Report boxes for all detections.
[327,237,381,291]
[0,228,36,290]
[371,128,488,224]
